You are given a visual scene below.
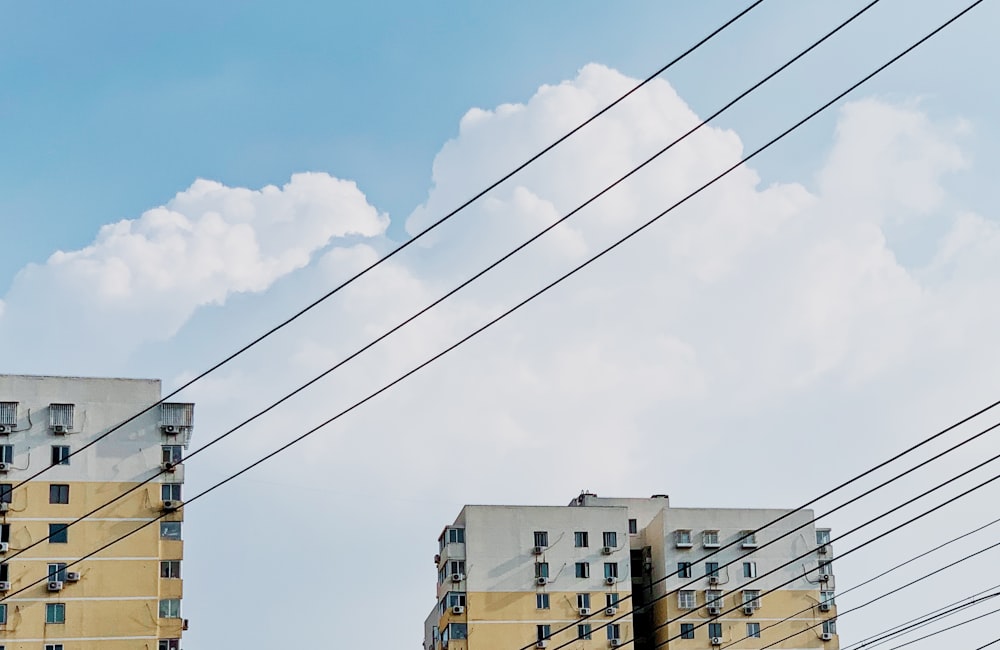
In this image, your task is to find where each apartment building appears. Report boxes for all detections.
[424,493,836,650]
[0,374,191,650]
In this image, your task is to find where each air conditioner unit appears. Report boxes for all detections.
[0,542,8,553]
[161,462,177,472]
[0,463,10,472]
[535,576,548,586]
[711,637,722,646]
[162,500,182,511]
[818,574,831,582]
[451,605,464,615]
[743,605,754,615]
[66,571,80,582]
[451,573,464,583]
[610,640,622,648]
[0,425,11,434]
[818,544,829,555]
[605,607,617,616]
[51,425,68,434]
[708,576,720,585]
[0,581,8,591]
[605,576,616,585]
[821,633,833,641]
[531,546,544,555]
[536,641,547,649]
[47,580,64,592]
[0,502,8,513]
[162,424,180,435]
[708,606,722,615]
[601,546,613,555]
[819,602,831,612]
[579,607,591,616]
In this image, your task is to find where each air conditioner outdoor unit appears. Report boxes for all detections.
[535,576,548,586]
[605,576,616,585]
[535,641,547,649]
[711,637,722,646]
[601,546,613,555]
[531,546,544,555]
[610,640,622,648]
[818,544,829,555]
[51,425,68,434]
[0,502,8,513]
[47,580,63,592]
[451,573,464,583]
[161,462,177,472]
[579,607,591,616]
[743,605,754,615]
[162,500,182,511]
[818,574,831,582]
[708,576,720,585]
[0,581,8,591]
[708,606,722,615]
[821,633,833,641]
[819,602,831,612]
[0,542,8,553]
[0,463,10,472]
[451,605,464,615]
[605,607,617,616]
[66,571,80,582]
[162,424,180,434]
[0,425,11,434]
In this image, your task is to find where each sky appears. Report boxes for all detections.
[3,0,1000,648]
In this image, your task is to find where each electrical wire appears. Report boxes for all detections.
[0,0,881,567]
[882,603,1000,650]
[0,1,766,495]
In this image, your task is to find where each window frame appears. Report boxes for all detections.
[574,531,589,548]
[47,563,67,582]
[536,593,550,609]
[51,445,70,466]
[0,445,11,464]
[161,483,182,501]
[604,562,618,579]
[606,623,621,641]
[680,623,695,639]
[705,561,719,577]
[703,530,720,547]
[49,484,70,505]
[743,561,757,578]
[158,598,181,619]
[677,561,692,579]
[603,531,618,548]
[628,518,638,535]
[577,593,591,609]
[747,622,761,638]
[708,622,723,639]
[535,562,549,578]
[45,602,66,624]
[575,562,590,579]
[160,521,182,540]
[48,523,69,544]
[578,623,592,640]
[533,531,549,548]
[160,560,181,579]
[678,590,696,609]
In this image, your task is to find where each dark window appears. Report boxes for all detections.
[706,562,719,577]
[1,524,9,543]
[49,523,68,543]
[537,624,551,641]
[574,531,589,547]
[533,531,549,547]
[51,446,70,466]
[535,562,549,578]
[159,641,181,650]
[578,624,592,640]
[160,560,181,579]
[536,593,549,609]
[603,531,618,548]
[162,445,183,465]
[607,624,621,640]
[681,623,695,639]
[161,484,181,501]
[709,623,723,638]
[604,562,618,578]
[0,484,11,503]
[45,602,65,624]
[0,445,12,464]
[160,522,181,540]
[0,562,8,582]
[48,562,67,582]
[678,562,692,578]
[49,484,69,504]
[575,562,590,578]
[628,518,638,534]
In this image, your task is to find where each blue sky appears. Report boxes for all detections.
[3,1,1000,648]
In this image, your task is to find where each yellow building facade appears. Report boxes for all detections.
[424,495,837,650]
[0,375,191,650]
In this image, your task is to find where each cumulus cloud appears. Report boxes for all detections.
[0,172,387,370]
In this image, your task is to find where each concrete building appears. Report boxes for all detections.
[0,374,191,650]
[424,493,836,650]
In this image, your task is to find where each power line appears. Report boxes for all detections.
[882,602,1000,650]
[0,0,765,496]
[0,0,882,564]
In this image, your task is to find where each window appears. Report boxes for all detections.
[439,527,465,550]
[816,529,831,545]
[820,591,836,606]
[0,401,16,427]
[160,560,181,579]
[607,623,621,641]
[705,562,719,577]
[0,446,11,464]
[822,619,837,635]
[48,523,68,543]
[741,530,757,546]
[533,531,549,548]
[47,563,67,582]
[678,590,696,609]
[706,590,723,607]
[537,624,551,641]
[536,593,550,609]
[159,598,181,618]
[703,530,720,547]
[574,531,589,547]
[675,529,692,546]
[49,404,74,429]
[680,623,695,639]
[577,593,591,609]
[159,641,181,650]
[677,562,692,578]
[0,602,7,624]
[160,521,181,540]
[449,560,466,576]
[51,446,70,466]
[747,622,761,638]
[45,602,65,624]
[442,623,467,642]
[578,623,592,640]
[161,484,181,501]
[0,484,10,504]
[535,562,549,578]
[162,445,183,465]
[606,593,619,608]
[819,559,833,575]
[628,518,638,535]
[575,562,590,578]
[742,590,761,609]
[49,484,69,504]
[604,562,618,579]
[46,645,64,650]
[708,622,722,639]
[446,592,466,609]
[0,562,8,581]
[603,531,617,548]
[743,561,757,578]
